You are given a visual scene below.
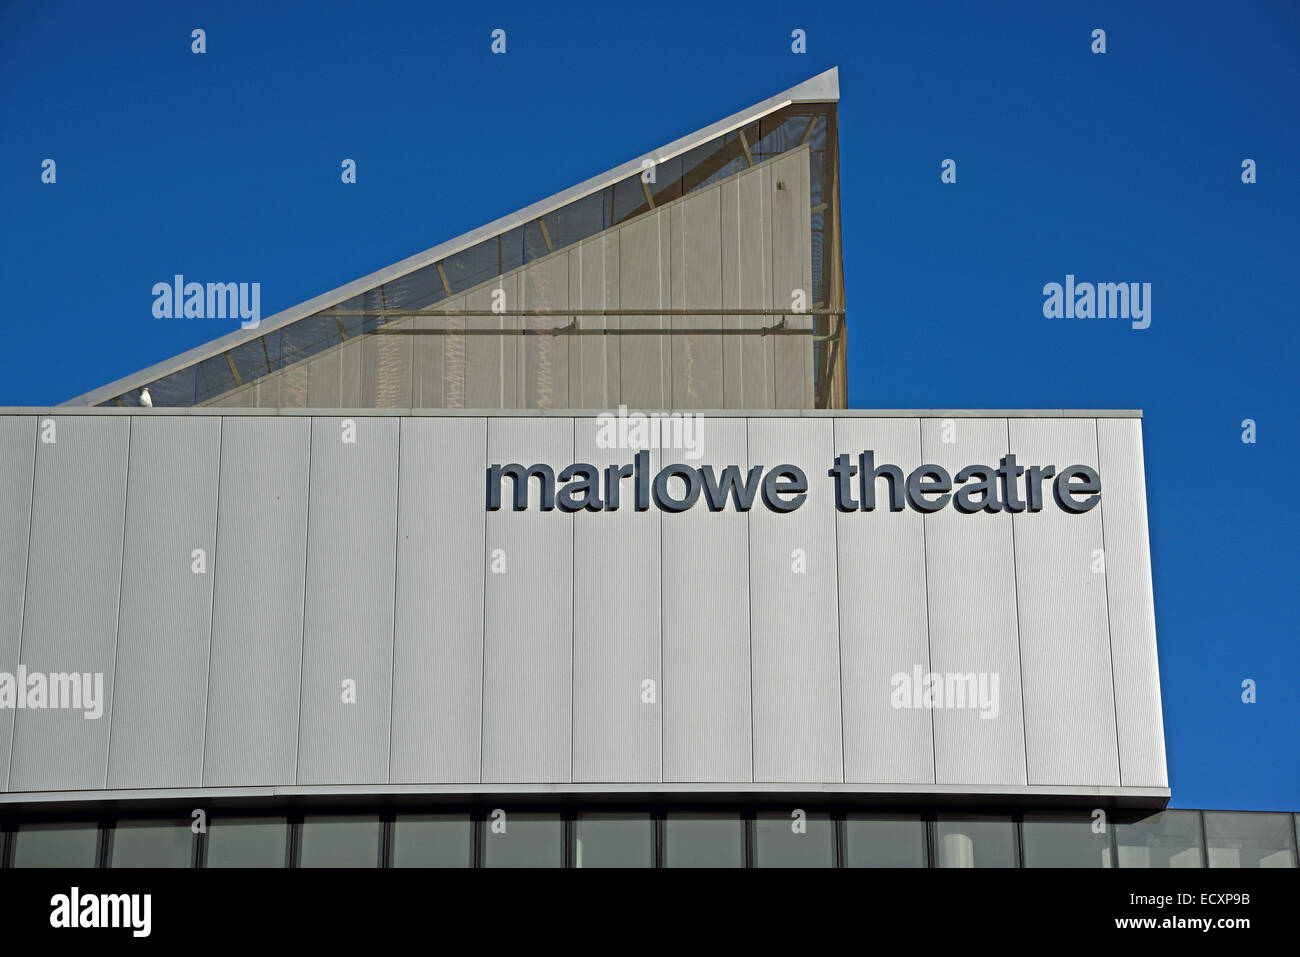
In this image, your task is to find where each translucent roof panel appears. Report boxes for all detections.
[76,68,844,409]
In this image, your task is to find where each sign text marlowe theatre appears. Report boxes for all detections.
[487,452,1101,515]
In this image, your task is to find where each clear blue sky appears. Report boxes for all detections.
[1,0,1296,812]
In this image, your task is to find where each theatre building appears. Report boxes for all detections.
[0,69,1294,868]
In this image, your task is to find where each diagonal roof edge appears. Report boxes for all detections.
[64,67,840,407]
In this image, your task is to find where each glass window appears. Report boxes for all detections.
[574,813,653,868]
[754,810,834,867]
[205,817,288,868]
[299,815,381,868]
[110,819,192,867]
[934,816,1018,868]
[392,815,473,868]
[1204,811,1296,868]
[1116,810,1204,868]
[13,822,99,868]
[1022,812,1113,867]
[844,813,927,867]
[664,812,744,868]
[482,812,562,868]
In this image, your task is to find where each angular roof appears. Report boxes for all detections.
[64,68,840,407]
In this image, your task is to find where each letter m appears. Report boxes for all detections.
[488,464,556,511]
[1098,282,1128,320]
[206,282,239,319]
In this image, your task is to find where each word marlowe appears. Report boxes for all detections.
[488,451,1101,514]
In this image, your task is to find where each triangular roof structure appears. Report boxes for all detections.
[66,67,841,408]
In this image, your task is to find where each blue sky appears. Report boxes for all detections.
[1,0,1296,811]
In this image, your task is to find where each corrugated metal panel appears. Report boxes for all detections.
[1097,418,1168,787]
[212,385,253,408]
[571,417,661,782]
[202,417,310,786]
[670,187,725,408]
[834,417,934,784]
[296,417,398,785]
[444,294,467,409]
[921,417,1027,786]
[661,418,753,782]
[618,211,669,409]
[481,417,574,782]
[106,416,221,789]
[747,417,842,781]
[390,417,487,783]
[521,254,570,409]
[361,327,412,408]
[8,416,129,791]
[770,149,813,408]
[0,416,35,792]
[1009,418,1119,786]
[306,345,342,408]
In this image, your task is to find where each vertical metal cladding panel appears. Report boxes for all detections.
[390,417,487,783]
[920,417,1028,786]
[834,418,934,784]
[670,185,725,409]
[498,274,520,409]
[1097,418,1168,787]
[465,277,511,410]
[569,236,619,409]
[106,416,221,789]
[202,417,310,786]
[361,324,413,408]
[411,304,448,409]
[0,416,35,792]
[770,149,813,409]
[1009,419,1120,786]
[296,417,398,785]
[521,254,570,409]
[618,211,670,409]
[571,418,661,781]
[482,417,574,782]
[661,418,753,782]
[8,416,128,792]
[747,418,842,781]
[306,345,342,408]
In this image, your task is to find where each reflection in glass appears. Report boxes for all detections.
[1204,811,1296,868]
[1116,810,1204,868]
[934,816,1017,868]
[1021,813,1112,867]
